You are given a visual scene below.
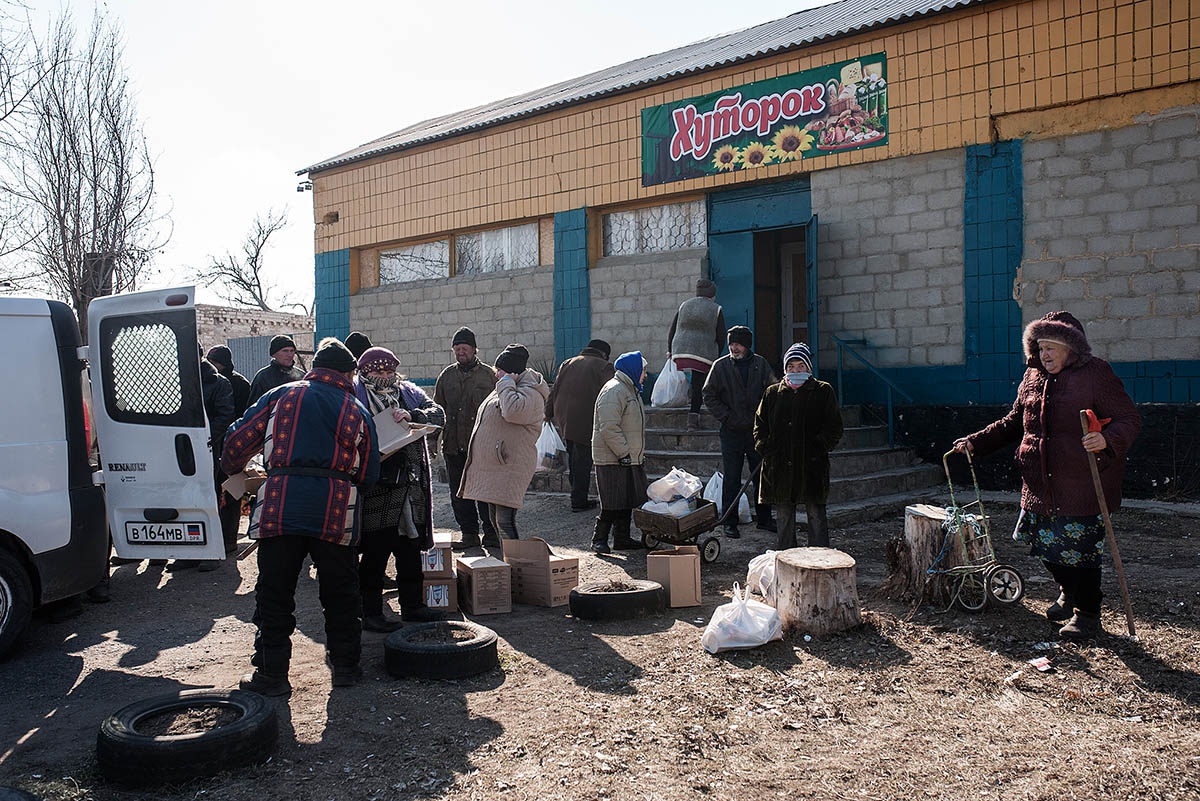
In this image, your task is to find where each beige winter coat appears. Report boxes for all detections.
[459,369,549,510]
[591,371,646,466]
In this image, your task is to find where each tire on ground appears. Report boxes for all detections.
[96,689,278,786]
[0,787,41,801]
[569,579,666,621]
[0,549,34,659]
[384,620,499,679]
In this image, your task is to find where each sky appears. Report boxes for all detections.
[22,0,829,310]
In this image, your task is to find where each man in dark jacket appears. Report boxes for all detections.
[546,339,615,511]
[206,345,252,563]
[433,327,498,550]
[223,337,380,695]
[247,334,304,404]
[703,326,777,538]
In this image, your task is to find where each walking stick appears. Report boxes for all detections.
[1078,410,1136,637]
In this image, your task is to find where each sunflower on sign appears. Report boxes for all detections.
[711,144,739,172]
[738,141,771,168]
[769,124,814,161]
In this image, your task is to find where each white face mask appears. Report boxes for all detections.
[785,372,810,387]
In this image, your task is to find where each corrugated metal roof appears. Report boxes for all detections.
[300,0,986,175]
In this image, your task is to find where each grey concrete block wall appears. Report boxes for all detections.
[349,266,555,382]
[811,150,966,367]
[1020,106,1200,363]
[591,248,706,364]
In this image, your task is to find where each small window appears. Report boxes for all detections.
[456,222,539,275]
[602,199,706,256]
[98,310,204,427]
[379,239,450,284]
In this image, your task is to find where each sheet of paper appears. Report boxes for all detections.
[373,409,440,457]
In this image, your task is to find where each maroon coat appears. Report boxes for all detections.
[966,336,1140,517]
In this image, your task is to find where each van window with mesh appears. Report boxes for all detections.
[98,310,204,427]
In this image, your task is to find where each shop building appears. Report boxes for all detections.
[300,0,1199,493]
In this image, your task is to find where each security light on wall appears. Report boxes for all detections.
[296,180,313,192]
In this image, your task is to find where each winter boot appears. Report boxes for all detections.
[755,504,777,533]
[612,517,646,550]
[686,413,700,430]
[1059,611,1102,641]
[591,517,613,554]
[240,671,292,697]
[1046,591,1075,622]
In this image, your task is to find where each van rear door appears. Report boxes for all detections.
[88,287,224,561]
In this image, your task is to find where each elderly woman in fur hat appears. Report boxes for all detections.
[355,346,446,632]
[953,311,1141,641]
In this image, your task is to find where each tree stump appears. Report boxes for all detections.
[775,547,861,636]
[881,504,959,604]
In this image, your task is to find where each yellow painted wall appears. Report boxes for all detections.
[310,0,1200,260]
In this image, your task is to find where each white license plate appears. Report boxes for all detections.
[125,521,207,545]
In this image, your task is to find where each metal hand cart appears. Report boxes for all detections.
[632,465,761,565]
[929,450,1025,612]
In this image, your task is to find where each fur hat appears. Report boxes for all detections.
[1023,311,1092,367]
[452,327,477,348]
[344,331,373,359]
[269,334,296,355]
[206,345,233,370]
[783,342,812,372]
[311,337,357,373]
[586,339,612,359]
[727,326,753,349]
[696,278,716,298]
[357,346,399,374]
[495,343,530,374]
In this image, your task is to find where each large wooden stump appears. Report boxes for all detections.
[775,547,861,636]
[881,503,986,604]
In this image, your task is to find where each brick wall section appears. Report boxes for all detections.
[1020,108,1200,363]
[195,304,314,352]
[348,266,555,383]
[811,150,966,367]
[588,249,706,366]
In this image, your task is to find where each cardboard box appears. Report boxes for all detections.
[456,556,512,615]
[501,537,579,608]
[646,545,702,607]
[423,573,458,613]
[373,409,440,458]
[420,530,453,578]
[221,468,267,498]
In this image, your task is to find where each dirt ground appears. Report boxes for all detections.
[1,488,1198,801]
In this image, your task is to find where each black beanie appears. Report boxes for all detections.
[727,326,753,349]
[495,343,530,374]
[344,331,373,359]
[452,326,477,348]
[311,338,357,372]
[269,334,297,355]
[586,339,612,359]
[206,345,233,370]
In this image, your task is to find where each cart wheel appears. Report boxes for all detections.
[955,572,989,612]
[985,565,1025,604]
[641,531,660,549]
[700,537,721,564]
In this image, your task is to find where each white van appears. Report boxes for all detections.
[0,286,224,656]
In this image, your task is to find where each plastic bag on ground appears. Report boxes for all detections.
[650,358,690,408]
[535,422,566,470]
[746,550,779,606]
[700,583,784,654]
[647,467,704,503]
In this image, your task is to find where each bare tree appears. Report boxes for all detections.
[1,9,166,336]
[199,209,307,313]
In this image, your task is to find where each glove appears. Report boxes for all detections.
[618,455,632,466]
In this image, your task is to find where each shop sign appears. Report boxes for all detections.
[641,53,888,186]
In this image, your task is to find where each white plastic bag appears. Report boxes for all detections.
[738,491,752,523]
[647,466,703,503]
[700,583,784,654]
[665,498,694,517]
[703,471,723,509]
[746,550,779,606]
[535,422,566,470]
[641,500,672,514]
[650,358,690,408]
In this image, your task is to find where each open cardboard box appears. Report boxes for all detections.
[221,468,267,498]
[373,409,440,458]
[646,545,702,607]
[501,537,579,607]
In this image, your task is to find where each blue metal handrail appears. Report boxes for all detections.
[832,335,913,449]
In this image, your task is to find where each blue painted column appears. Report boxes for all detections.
[553,208,590,365]
[314,249,350,342]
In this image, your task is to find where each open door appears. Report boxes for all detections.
[88,287,224,561]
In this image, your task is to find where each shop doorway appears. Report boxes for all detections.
[752,215,818,374]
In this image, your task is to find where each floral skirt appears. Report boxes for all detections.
[1014,509,1105,568]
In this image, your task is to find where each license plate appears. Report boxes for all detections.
[125,521,207,545]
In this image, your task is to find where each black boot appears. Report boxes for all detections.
[612,517,646,550]
[1046,590,1074,622]
[1059,611,1102,641]
[591,517,613,554]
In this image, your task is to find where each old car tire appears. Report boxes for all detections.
[569,579,666,621]
[0,549,34,659]
[0,787,41,800]
[384,621,499,679]
[96,689,278,786]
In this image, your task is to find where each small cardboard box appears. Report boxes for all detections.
[373,409,440,458]
[501,537,579,607]
[456,556,512,615]
[423,573,458,613]
[221,468,267,498]
[420,530,453,578]
[646,545,702,607]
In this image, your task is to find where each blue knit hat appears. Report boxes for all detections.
[783,342,812,372]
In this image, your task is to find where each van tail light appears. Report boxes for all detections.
[82,395,93,456]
